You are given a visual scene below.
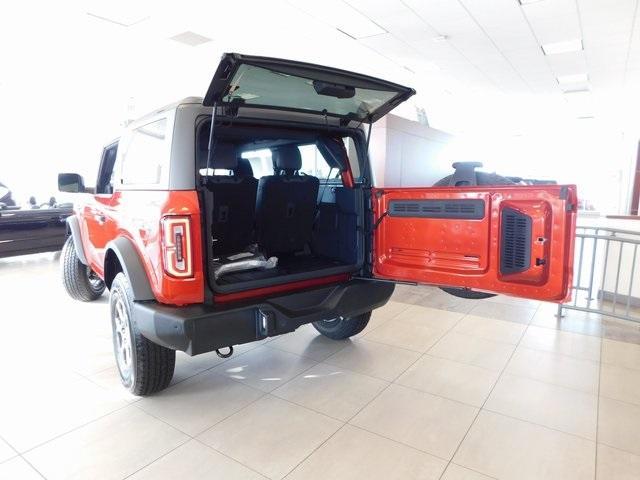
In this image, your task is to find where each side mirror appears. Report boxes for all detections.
[58,173,86,193]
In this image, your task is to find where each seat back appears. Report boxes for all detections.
[205,143,258,255]
[256,145,319,255]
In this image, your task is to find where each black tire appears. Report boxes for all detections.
[433,171,516,187]
[312,312,371,340]
[110,273,175,396]
[60,236,106,301]
[433,170,509,300]
[440,287,496,300]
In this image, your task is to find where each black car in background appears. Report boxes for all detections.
[0,182,72,258]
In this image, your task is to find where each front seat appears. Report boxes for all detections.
[256,145,320,255]
[204,143,258,256]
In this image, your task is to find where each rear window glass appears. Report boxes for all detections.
[224,64,398,120]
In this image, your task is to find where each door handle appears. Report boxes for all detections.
[95,214,106,225]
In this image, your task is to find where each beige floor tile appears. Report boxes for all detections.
[485,294,540,308]
[596,443,640,480]
[272,363,387,421]
[454,411,595,480]
[602,338,640,370]
[371,300,411,322]
[520,326,601,362]
[265,325,348,361]
[393,305,464,330]
[198,395,341,479]
[85,366,141,402]
[363,318,447,352]
[505,347,600,394]
[137,371,264,436]
[441,463,496,480]
[25,406,188,480]
[0,457,43,480]
[413,289,478,314]
[468,302,536,325]
[396,355,499,407]
[351,384,478,459]
[600,363,640,405]
[324,339,421,381]
[428,332,515,372]
[129,439,265,480]
[453,315,526,345]
[532,305,604,337]
[0,437,16,463]
[486,374,597,439]
[598,397,640,456]
[286,424,446,480]
[172,350,228,383]
[0,374,129,452]
[212,346,316,392]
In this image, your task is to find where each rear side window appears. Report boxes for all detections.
[121,118,168,186]
[241,144,340,180]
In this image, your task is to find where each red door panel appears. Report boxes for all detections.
[372,185,577,302]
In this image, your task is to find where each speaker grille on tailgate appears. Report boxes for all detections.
[500,207,532,274]
[389,199,485,219]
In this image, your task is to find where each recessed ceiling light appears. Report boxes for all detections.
[170,31,212,47]
[557,73,589,85]
[518,0,543,4]
[541,39,583,55]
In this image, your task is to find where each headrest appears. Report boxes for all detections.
[272,145,302,173]
[234,158,254,177]
[212,143,238,170]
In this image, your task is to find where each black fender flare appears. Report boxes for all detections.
[66,215,88,265]
[105,237,156,301]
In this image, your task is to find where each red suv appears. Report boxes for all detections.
[58,54,577,395]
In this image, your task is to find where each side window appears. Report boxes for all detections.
[121,118,167,186]
[240,144,340,180]
[96,143,119,194]
[343,136,361,180]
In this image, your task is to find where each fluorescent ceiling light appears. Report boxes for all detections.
[541,39,583,55]
[557,73,589,85]
[170,31,212,47]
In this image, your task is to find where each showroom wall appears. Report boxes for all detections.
[369,114,456,188]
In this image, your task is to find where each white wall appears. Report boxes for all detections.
[369,114,455,188]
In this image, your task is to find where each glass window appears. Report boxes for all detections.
[240,144,341,180]
[121,118,167,185]
[343,136,361,180]
[224,64,399,120]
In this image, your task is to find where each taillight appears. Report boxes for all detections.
[161,215,193,278]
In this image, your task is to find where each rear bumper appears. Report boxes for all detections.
[133,279,394,355]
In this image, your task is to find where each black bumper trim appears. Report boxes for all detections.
[133,279,394,355]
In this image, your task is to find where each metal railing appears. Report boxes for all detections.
[557,226,640,322]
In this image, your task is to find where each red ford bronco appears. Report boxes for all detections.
[58,53,577,395]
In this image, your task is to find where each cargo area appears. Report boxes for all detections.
[197,120,365,294]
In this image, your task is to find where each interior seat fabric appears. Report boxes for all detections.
[204,143,258,256]
[255,145,320,255]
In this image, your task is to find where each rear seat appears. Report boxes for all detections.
[205,143,258,256]
[255,145,319,255]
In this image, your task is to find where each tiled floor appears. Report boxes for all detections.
[2,255,640,479]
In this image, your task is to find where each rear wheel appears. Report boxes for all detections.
[110,273,175,396]
[312,312,371,340]
[60,236,106,301]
